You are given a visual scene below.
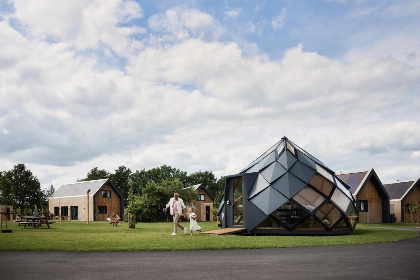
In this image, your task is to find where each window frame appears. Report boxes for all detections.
[97,206,107,214]
[359,200,368,212]
[197,194,205,201]
[102,190,111,198]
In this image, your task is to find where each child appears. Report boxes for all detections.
[188,207,202,236]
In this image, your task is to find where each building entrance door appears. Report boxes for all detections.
[206,206,211,221]
[70,206,78,220]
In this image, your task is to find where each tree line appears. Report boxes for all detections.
[0,164,225,221]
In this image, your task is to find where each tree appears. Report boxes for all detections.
[79,167,110,181]
[109,166,132,206]
[0,164,43,215]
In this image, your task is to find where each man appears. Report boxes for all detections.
[166,193,187,235]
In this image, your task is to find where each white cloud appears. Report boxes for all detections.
[1,2,419,190]
[272,9,286,30]
[224,8,241,18]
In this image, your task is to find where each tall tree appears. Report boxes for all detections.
[79,167,110,181]
[0,164,43,214]
[109,166,132,206]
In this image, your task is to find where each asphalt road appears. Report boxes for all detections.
[1,230,419,280]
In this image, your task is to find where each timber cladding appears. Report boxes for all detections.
[403,185,420,223]
[95,184,121,221]
[358,180,382,223]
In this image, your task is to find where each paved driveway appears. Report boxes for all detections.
[1,229,419,280]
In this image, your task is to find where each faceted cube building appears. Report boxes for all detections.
[218,137,358,235]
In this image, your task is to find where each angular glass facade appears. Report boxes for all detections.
[218,137,358,235]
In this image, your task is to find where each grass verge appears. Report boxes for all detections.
[0,221,417,251]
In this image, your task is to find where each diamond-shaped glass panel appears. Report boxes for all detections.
[330,187,351,213]
[309,174,333,197]
[255,215,287,229]
[316,164,334,183]
[315,202,342,228]
[261,162,287,183]
[286,142,295,155]
[333,218,349,229]
[296,150,317,171]
[271,173,307,199]
[335,176,353,199]
[295,216,325,229]
[276,142,285,156]
[271,200,309,229]
[293,186,325,213]
[249,174,269,198]
[250,187,288,215]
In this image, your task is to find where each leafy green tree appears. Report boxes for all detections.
[134,180,168,222]
[109,166,132,206]
[129,169,148,195]
[0,164,43,214]
[79,167,110,181]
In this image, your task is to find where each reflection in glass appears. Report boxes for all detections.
[316,164,334,182]
[331,187,351,213]
[295,217,325,229]
[273,201,308,229]
[293,186,325,212]
[256,215,286,229]
[334,218,349,229]
[233,179,243,225]
[287,142,295,155]
[335,177,353,199]
[309,174,333,197]
[315,202,342,228]
[347,204,358,228]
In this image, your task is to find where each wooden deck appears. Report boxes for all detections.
[201,228,246,235]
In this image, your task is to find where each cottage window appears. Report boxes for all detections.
[359,200,368,212]
[102,190,111,198]
[197,194,205,201]
[405,204,417,214]
[61,206,69,216]
[97,206,107,214]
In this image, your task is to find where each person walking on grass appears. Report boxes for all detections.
[188,207,202,236]
[166,193,187,236]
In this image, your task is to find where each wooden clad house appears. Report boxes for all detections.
[189,184,215,222]
[49,179,124,221]
[338,169,390,223]
[384,179,420,223]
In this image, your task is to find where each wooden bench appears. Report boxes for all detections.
[16,221,40,228]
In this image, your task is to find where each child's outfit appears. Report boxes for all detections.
[189,212,202,233]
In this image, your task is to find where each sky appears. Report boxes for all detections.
[0,0,419,190]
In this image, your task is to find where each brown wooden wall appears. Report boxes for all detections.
[190,189,214,222]
[358,180,382,223]
[403,185,420,223]
[95,184,121,221]
[390,200,401,223]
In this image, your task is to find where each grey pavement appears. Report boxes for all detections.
[0,229,419,280]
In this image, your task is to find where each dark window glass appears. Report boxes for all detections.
[97,206,107,214]
[360,200,368,212]
[61,206,68,216]
[197,194,205,201]
[256,215,286,229]
[295,217,325,229]
[102,190,111,198]
[334,218,349,229]
[272,201,308,229]
[54,207,59,216]
[315,202,342,228]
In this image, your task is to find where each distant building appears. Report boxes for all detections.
[338,169,390,223]
[384,179,420,223]
[188,184,215,222]
[49,179,124,221]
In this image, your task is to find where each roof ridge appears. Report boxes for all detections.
[61,178,108,186]
[338,169,372,175]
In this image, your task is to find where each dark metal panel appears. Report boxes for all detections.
[244,200,269,232]
[261,162,287,183]
[296,150,317,171]
[249,174,270,198]
[250,187,288,215]
[277,150,297,170]
[258,151,276,171]
[271,173,307,199]
[289,162,316,184]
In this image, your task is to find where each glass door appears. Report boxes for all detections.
[232,178,243,226]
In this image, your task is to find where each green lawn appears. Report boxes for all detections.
[357,223,420,229]
[0,221,417,251]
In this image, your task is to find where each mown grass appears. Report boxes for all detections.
[0,221,417,251]
[357,223,420,229]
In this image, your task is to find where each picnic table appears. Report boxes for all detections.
[16,216,55,229]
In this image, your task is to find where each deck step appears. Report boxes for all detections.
[201,228,246,235]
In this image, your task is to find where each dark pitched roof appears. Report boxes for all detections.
[384,180,416,200]
[188,184,215,201]
[337,170,369,194]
